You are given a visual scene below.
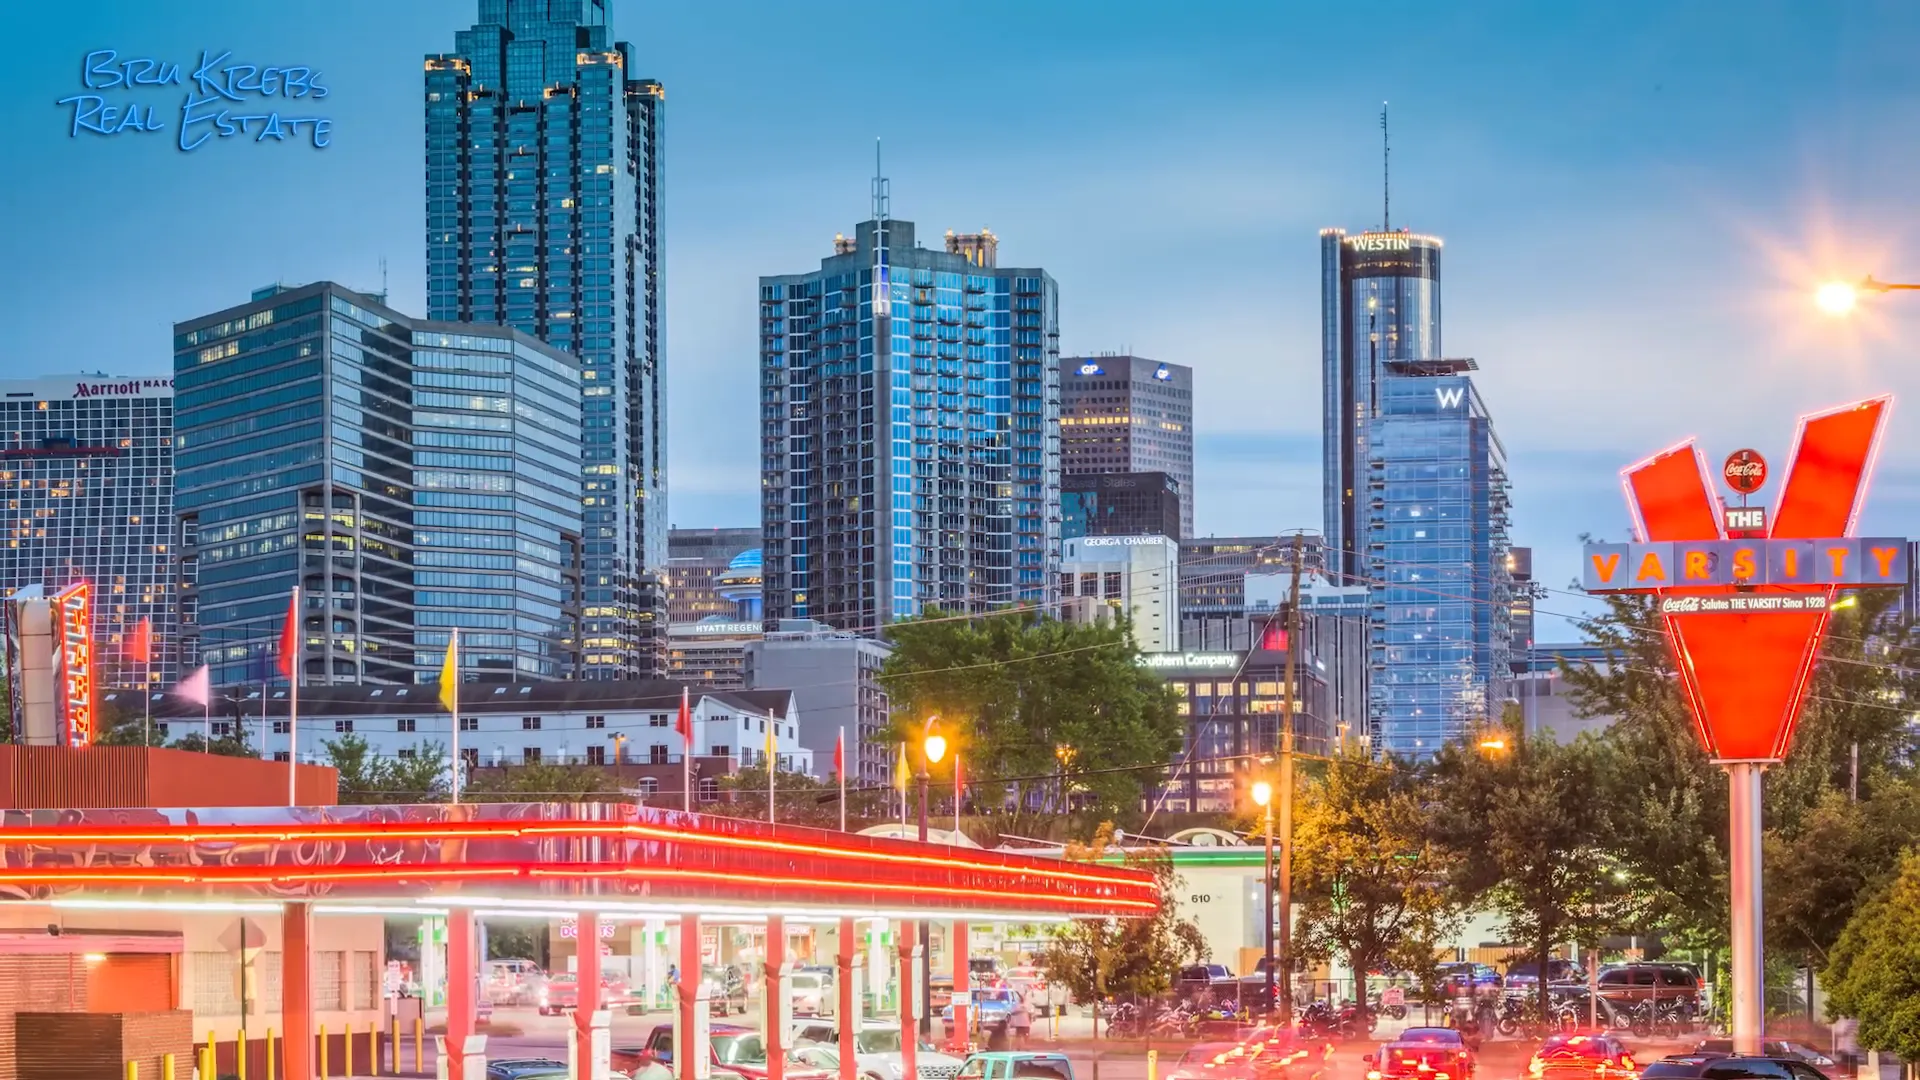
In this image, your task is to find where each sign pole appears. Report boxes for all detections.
[1726,761,1765,1055]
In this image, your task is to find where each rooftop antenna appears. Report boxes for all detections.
[1380,101,1390,232]
[379,256,388,301]
[871,138,890,320]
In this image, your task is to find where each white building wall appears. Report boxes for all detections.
[1059,535,1180,652]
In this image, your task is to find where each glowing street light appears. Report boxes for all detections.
[1250,780,1273,807]
[1816,275,1920,315]
[1478,737,1508,754]
[1250,777,1277,1018]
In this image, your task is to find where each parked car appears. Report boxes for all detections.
[791,1021,966,1080]
[1181,964,1241,1001]
[1503,960,1585,989]
[484,959,546,1006]
[1365,1027,1475,1080]
[1640,1055,1833,1080]
[943,987,1017,1035]
[488,1060,570,1080]
[792,971,834,1017]
[1596,964,1701,1008]
[535,972,630,1015]
[1692,1041,1837,1068]
[704,964,749,1016]
[1438,963,1502,992]
[970,958,1008,987]
[614,1023,836,1080]
[1527,1034,1639,1080]
[955,1052,1076,1080]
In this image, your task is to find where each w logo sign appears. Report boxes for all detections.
[1433,386,1465,409]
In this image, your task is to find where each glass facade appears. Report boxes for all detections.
[0,376,175,689]
[759,218,1060,629]
[1062,472,1181,541]
[1142,651,1331,814]
[1059,356,1194,538]
[173,282,583,691]
[1364,368,1512,756]
[427,0,666,678]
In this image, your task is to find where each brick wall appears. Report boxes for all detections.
[14,1011,193,1080]
[0,955,84,1080]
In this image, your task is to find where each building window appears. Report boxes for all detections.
[649,744,668,764]
[459,747,479,767]
[1105,572,1123,599]
[334,720,353,733]
[272,720,290,734]
[397,747,417,759]
[212,721,233,737]
[649,714,668,728]
[710,745,730,758]
[522,747,541,764]
[697,776,719,803]
[274,751,290,762]
[640,777,659,796]
[522,716,542,730]
[398,718,416,732]
[156,723,169,738]
[586,715,606,729]
[460,716,479,731]
[586,745,606,765]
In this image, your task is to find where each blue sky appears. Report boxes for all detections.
[7,0,1920,637]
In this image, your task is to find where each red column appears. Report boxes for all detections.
[679,915,702,1080]
[835,919,857,1080]
[950,920,969,1053]
[765,916,785,1080]
[897,922,917,1080]
[575,912,602,1076]
[447,909,477,1080]
[282,902,314,1080]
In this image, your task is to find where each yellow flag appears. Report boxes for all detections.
[893,741,910,793]
[765,714,777,767]
[438,629,459,712]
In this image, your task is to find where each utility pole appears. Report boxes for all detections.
[1279,532,1303,1024]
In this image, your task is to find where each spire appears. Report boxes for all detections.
[1381,101,1391,232]
[871,138,890,319]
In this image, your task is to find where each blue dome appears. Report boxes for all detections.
[727,548,763,571]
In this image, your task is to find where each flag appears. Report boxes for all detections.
[438,628,460,712]
[676,686,693,749]
[764,712,777,769]
[833,731,844,782]
[173,665,209,707]
[127,617,152,665]
[275,590,300,680]
[893,742,910,794]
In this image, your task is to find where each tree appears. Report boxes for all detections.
[1432,719,1635,1020]
[1038,823,1207,1009]
[464,761,616,802]
[169,731,261,758]
[718,765,892,829]
[94,694,166,747]
[323,734,389,803]
[882,611,1183,829]
[1765,778,1920,968]
[382,743,450,803]
[319,735,449,804]
[1287,753,1459,998]
[1824,850,1920,1060]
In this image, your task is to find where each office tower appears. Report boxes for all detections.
[1059,355,1193,538]
[1365,359,1512,756]
[174,282,583,688]
[1320,228,1443,582]
[1178,534,1326,647]
[1058,534,1180,652]
[426,0,666,678]
[1062,472,1181,542]
[745,619,892,783]
[0,375,175,690]
[665,527,762,623]
[1141,647,1332,814]
[760,203,1060,630]
[1507,545,1536,668]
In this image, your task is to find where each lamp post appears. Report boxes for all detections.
[1251,779,1275,1019]
[917,718,947,1037]
[1816,275,1920,315]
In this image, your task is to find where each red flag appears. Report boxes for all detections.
[276,589,299,680]
[676,686,693,748]
[833,734,844,782]
[127,617,152,665]
[955,754,964,806]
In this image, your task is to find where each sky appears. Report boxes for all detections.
[6,0,1920,638]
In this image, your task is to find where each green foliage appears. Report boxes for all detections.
[320,734,449,804]
[881,610,1183,826]
[1287,752,1458,982]
[1824,850,1920,1059]
[1037,823,1208,1005]
[1766,781,1920,964]
[94,694,167,747]
[464,760,617,802]
[719,764,893,829]
[168,732,261,758]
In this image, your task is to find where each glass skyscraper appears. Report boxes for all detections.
[1364,361,1512,756]
[759,216,1060,629]
[1320,228,1443,585]
[173,282,584,690]
[1059,355,1194,538]
[426,0,666,678]
[0,375,175,690]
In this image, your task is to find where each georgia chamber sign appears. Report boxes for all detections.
[56,50,333,151]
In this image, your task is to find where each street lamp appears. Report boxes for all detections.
[917,717,945,1036]
[1251,779,1276,1019]
[1816,275,1920,315]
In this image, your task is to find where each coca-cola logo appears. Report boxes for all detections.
[1723,449,1768,494]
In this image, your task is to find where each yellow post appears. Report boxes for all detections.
[162,1053,175,1080]
[265,1029,276,1080]
[390,1014,399,1074]
[319,1024,328,1079]
[345,1020,355,1077]
[125,1061,138,1080]
[370,1020,380,1075]
[1148,1050,1159,1080]
[414,1016,423,1072]
[204,1031,215,1080]
[236,1028,248,1080]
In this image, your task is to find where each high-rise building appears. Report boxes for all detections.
[173,283,584,689]
[1059,355,1193,538]
[1062,472,1181,542]
[1179,534,1325,646]
[0,375,175,690]
[1364,359,1513,756]
[426,0,666,678]
[1141,645,1332,814]
[760,209,1060,630]
[744,619,892,783]
[1058,534,1180,652]
[1320,228,1443,583]
[666,527,763,624]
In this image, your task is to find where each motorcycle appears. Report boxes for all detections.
[1297,1001,1339,1038]
[1335,1000,1377,1038]
[1369,990,1409,1021]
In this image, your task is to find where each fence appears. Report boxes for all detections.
[183,1016,432,1079]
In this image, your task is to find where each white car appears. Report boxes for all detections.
[790,1023,964,1080]
[792,972,835,1017]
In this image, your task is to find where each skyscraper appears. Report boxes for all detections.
[1364,359,1512,756]
[173,283,584,689]
[0,375,175,690]
[1059,355,1193,538]
[426,0,666,678]
[759,201,1060,630]
[1320,228,1442,584]
[665,526,762,623]
[1062,472,1181,541]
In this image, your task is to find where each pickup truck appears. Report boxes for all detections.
[954,1053,1075,1080]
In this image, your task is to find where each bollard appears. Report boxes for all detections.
[1148,1049,1159,1080]
[369,1021,379,1076]
[125,1062,138,1080]
[237,1028,248,1080]
[390,1014,399,1074]
[162,1053,175,1080]
[319,1024,328,1079]
[265,1029,276,1080]
[345,1020,355,1077]
[414,1016,424,1073]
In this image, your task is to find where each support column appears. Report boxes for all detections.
[764,917,786,1080]
[447,908,478,1080]
[897,922,917,1080]
[679,916,702,1080]
[836,918,857,1080]
[1727,763,1765,1055]
[282,903,313,1080]
[575,912,602,1079]
[950,921,970,1053]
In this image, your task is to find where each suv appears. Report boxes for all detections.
[956,1053,1076,1080]
[1595,964,1700,1008]
[1640,1056,1832,1080]
[1692,1042,1836,1068]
